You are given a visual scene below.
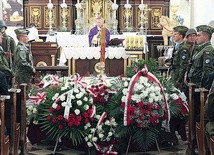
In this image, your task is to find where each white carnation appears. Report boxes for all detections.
[84,137,88,141]
[77,100,82,106]
[108,132,113,137]
[149,97,154,103]
[70,95,75,100]
[76,93,82,99]
[74,88,80,93]
[92,137,98,142]
[124,81,129,87]
[74,109,80,115]
[121,96,127,102]
[90,128,96,133]
[83,96,88,101]
[83,104,89,110]
[122,88,128,95]
[61,102,67,107]
[105,120,110,125]
[33,108,37,113]
[87,142,93,147]
[88,134,92,139]
[99,133,104,138]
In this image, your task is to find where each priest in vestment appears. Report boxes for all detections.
[88,17,110,47]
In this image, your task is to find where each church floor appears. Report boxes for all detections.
[27,136,188,155]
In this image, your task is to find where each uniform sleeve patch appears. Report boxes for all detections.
[205,58,211,64]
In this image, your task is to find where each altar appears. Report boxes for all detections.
[59,47,128,76]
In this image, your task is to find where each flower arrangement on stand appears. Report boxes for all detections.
[108,65,169,152]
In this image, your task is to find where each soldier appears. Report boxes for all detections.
[0,30,14,84]
[188,25,214,88]
[0,20,16,69]
[14,28,35,84]
[170,26,189,90]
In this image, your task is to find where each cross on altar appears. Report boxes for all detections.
[99,27,106,74]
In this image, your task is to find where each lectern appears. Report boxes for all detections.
[31,42,58,67]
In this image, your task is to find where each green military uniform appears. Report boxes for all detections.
[188,25,214,88]
[171,26,189,90]
[0,20,16,68]
[14,28,35,84]
[0,46,14,77]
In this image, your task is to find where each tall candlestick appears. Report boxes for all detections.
[63,0,65,3]
[141,0,143,4]
[127,0,129,4]
[49,0,51,3]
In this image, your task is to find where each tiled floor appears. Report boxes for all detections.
[27,137,188,155]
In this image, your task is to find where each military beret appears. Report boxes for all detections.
[0,20,7,29]
[196,25,214,35]
[14,28,29,36]
[173,26,189,37]
[186,28,197,37]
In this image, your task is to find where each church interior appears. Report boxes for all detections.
[1,0,214,155]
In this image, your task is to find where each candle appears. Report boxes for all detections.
[114,0,116,3]
[141,0,143,4]
[63,0,65,3]
[77,0,79,3]
[127,0,129,4]
[49,0,51,3]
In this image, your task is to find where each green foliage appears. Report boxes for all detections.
[126,58,159,77]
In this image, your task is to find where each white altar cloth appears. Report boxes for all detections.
[59,47,129,66]
[46,32,140,48]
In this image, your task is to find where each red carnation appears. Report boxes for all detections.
[71,118,76,123]
[74,121,80,126]
[176,98,183,105]
[77,115,82,121]
[68,121,74,127]
[140,109,146,114]
[121,102,125,107]
[90,117,95,121]
[155,105,161,110]
[147,103,153,109]
[56,105,61,110]
[52,118,57,123]
[69,113,75,118]
[58,124,63,129]
[99,98,105,103]
[138,101,144,107]
[87,109,93,115]
[83,112,89,118]
[85,118,89,123]
[128,106,135,115]
[58,115,63,120]
[50,107,54,113]
[47,115,52,121]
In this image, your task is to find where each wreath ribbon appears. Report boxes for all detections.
[29,92,46,104]
[71,74,87,88]
[124,65,170,129]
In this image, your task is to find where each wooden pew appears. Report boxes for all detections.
[0,97,9,155]
[210,136,214,155]
[195,88,209,155]
[186,83,196,155]
[5,89,20,155]
[16,84,28,155]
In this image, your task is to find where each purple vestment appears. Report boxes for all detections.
[88,26,110,46]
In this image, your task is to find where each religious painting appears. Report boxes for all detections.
[2,0,24,26]
[29,6,42,29]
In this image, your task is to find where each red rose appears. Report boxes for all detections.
[56,105,61,110]
[58,115,63,120]
[47,115,52,121]
[58,124,63,129]
[87,109,93,115]
[138,101,144,107]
